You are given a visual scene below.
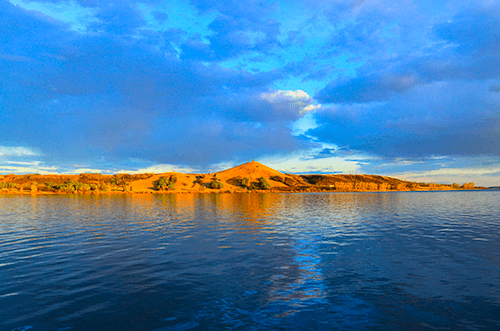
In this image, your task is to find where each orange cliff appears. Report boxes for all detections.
[0,160,483,195]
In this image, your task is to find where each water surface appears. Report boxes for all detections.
[1,191,499,330]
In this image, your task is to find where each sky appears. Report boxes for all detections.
[1,0,500,186]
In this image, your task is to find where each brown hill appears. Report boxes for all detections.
[211,161,287,189]
[216,160,284,179]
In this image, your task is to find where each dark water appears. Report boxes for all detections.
[1,191,499,330]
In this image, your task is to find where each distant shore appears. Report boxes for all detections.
[0,161,485,195]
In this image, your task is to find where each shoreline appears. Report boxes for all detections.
[0,187,487,196]
[0,161,486,195]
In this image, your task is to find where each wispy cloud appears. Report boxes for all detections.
[0,146,39,157]
[0,163,58,174]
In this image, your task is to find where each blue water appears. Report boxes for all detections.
[1,191,499,330]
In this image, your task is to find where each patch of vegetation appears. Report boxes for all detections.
[249,177,271,190]
[229,177,250,187]
[258,177,271,190]
[0,182,17,189]
[154,176,177,191]
[154,177,169,190]
[111,176,128,187]
[56,180,84,192]
[210,179,224,189]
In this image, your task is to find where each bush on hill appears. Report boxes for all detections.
[249,177,271,190]
[258,177,271,190]
[210,179,224,189]
[0,182,17,189]
[154,177,169,190]
[154,176,177,191]
[227,177,250,188]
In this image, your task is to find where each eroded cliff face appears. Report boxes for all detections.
[0,161,479,194]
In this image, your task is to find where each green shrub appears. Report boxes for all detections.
[154,177,168,190]
[258,177,271,190]
[44,182,56,189]
[0,182,17,189]
[249,177,272,190]
[56,184,72,192]
[210,179,224,189]
[74,181,84,191]
[56,180,85,192]
[111,176,128,187]
[154,176,177,190]
[241,177,249,187]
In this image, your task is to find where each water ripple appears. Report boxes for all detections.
[1,192,499,330]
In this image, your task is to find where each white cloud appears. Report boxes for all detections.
[261,90,311,101]
[5,161,40,166]
[0,164,58,174]
[0,146,39,157]
[260,89,322,116]
[61,168,106,174]
[302,104,322,113]
[118,164,199,174]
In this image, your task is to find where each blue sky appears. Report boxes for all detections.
[1,0,500,186]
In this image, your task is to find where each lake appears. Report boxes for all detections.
[1,191,499,330]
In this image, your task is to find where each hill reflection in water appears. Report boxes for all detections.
[1,192,499,330]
